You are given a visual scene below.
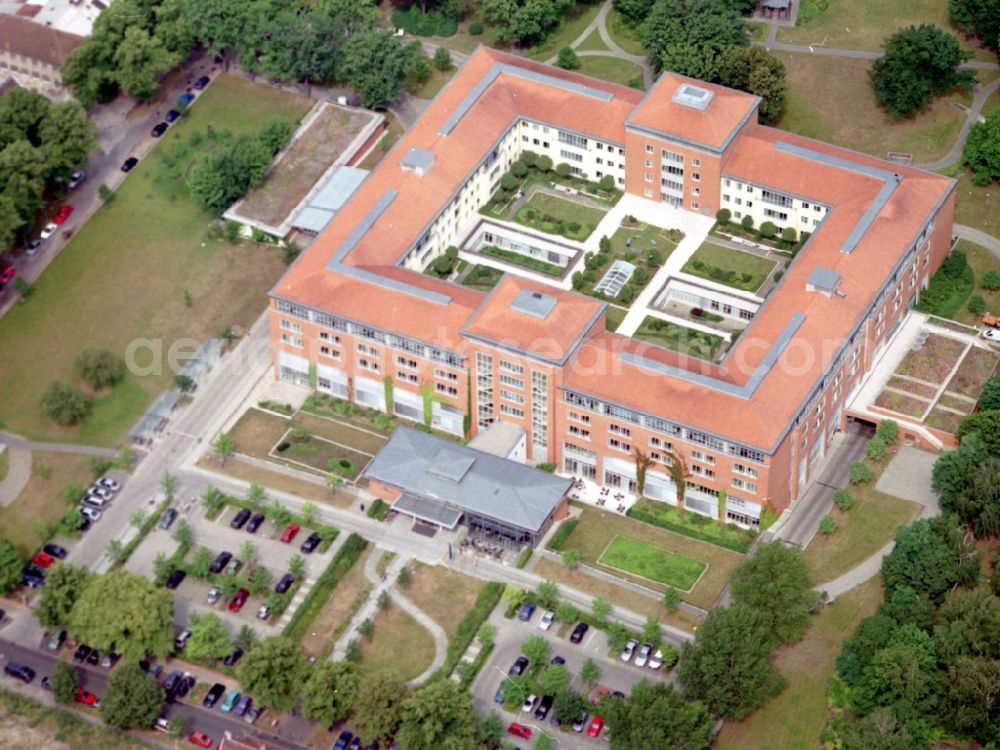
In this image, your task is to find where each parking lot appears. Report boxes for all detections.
[471,606,674,749]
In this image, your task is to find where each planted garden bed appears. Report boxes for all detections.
[894,334,967,383]
[873,390,931,419]
[885,376,938,399]
[633,317,724,361]
[943,346,999,397]
[481,245,563,276]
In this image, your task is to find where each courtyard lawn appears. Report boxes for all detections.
[460,264,504,291]
[953,171,1000,237]
[481,245,564,276]
[681,241,777,293]
[576,29,609,52]
[610,222,680,262]
[515,192,608,242]
[0,452,93,555]
[715,578,883,750]
[359,604,437,683]
[275,432,371,479]
[405,564,485,641]
[554,504,743,609]
[578,222,677,303]
[524,2,603,61]
[606,9,645,56]
[956,240,1000,326]
[777,0,993,60]
[575,56,644,88]
[197,453,356,508]
[300,546,373,657]
[0,76,311,446]
[598,535,706,590]
[633,318,725,361]
[775,53,972,164]
[605,305,627,332]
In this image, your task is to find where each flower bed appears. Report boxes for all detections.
[874,390,930,419]
[894,334,967,384]
[943,346,999,397]
[885,377,937,399]
[936,393,976,414]
[925,408,964,434]
[481,245,563,276]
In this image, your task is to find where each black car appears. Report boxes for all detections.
[77,513,91,532]
[230,508,251,530]
[535,694,553,720]
[333,731,353,750]
[159,508,178,530]
[246,512,265,534]
[43,543,68,559]
[172,674,195,700]
[163,670,183,693]
[0,608,5,624]
[73,644,92,663]
[275,573,294,594]
[569,622,589,644]
[223,647,244,666]
[165,569,186,589]
[300,531,322,554]
[4,662,35,684]
[151,122,168,138]
[202,682,225,709]
[209,551,232,574]
[24,564,46,580]
[550,655,566,666]
[194,75,211,89]
[87,649,100,666]
[165,109,181,123]
[121,157,139,172]
[509,656,528,676]
[22,573,45,588]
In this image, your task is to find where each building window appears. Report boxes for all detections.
[568,424,590,439]
[358,358,379,372]
[692,173,700,181]
[609,423,632,438]
[693,158,701,167]
[500,360,524,374]
[500,389,524,404]
[560,149,583,163]
[558,131,587,148]
[280,319,302,333]
[733,463,757,478]
[692,187,700,196]
[531,371,549,451]
[731,477,757,493]
[396,356,418,369]
[645,144,653,153]
[476,352,494,429]
[357,343,379,357]
[434,368,458,381]
[692,202,699,210]
[280,333,303,347]
[500,404,524,418]
[609,437,632,453]
[396,370,419,384]
[435,383,458,397]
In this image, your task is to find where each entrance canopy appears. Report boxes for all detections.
[393,493,463,529]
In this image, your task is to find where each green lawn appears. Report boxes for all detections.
[633,318,725,361]
[606,9,645,56]
[775,52,971,164]
[576,28,609,52]
[953,240,1000,326]
[0,76,311,446]
[524,2,603,61]
[359,603,437,683]
[0,449,8,483]
[598,535,706,590]
[605,305,627,332]
[515,192,608,242]
[952,169,1000,238]
[460,264,504,291]
[575,55,644,88]
[681,241,777,293]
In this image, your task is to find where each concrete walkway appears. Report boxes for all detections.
[0,445,31,508]
[919,77,1000,171]
[0,431,119,458]
[956,224,1000,255]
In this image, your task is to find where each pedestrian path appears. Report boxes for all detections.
[0,445,31,507]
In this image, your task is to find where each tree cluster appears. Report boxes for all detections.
[481,0,574,46]
[834,516,993,748]
[934,411,1000,537]
[962,109,1000,186]
[949,0,1000,57]
[0,89,97,251]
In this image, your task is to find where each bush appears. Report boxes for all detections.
[392,4,458,36]
[866,436,889,462]
[412,57,432,84]
[759,221,777,239]
[876,419,899,444]
[537,155,553,172]
[741,215,754,229]
[968,293,986,314]
[716,208,731,224]
[555,162,572,178]
[598,174,615,191]
[433,45,452,70]
[547,519,578,551]
[440,582,504,676]
[41,381,89,425]
[469,20,483,35]
[516,548,533,569]
[511,160,529,178]
[367,498,390,521]
[781,226,797,243]
[819,515,838,535]
[283,534,367,641]
[557,47,580,69]
[834,488,855,511]
[982,269,1000,290]
[849,461,873,484]
[74,348,125,389]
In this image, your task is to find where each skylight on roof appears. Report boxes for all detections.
[672,83,714,111]
[511,289,557,319]
[400,147,435,176]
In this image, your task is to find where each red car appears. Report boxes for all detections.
[187,731,214,748]
[53,205,74,224]
[0,266,15,285]
[507,723,532,739]
[228,588,249,612]
[32,552,55,568]
[280,523,300,543]
[74,687,98,705]
[587,716,605,737]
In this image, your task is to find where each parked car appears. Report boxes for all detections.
[243,706,263,724]
[68,170,86,189]
[194,75,211,89]
[517,602,536,622]
[82,494,110,510]
[87,485,113,501]
[256,604,270,620]
[76,511,92,531]
[587,716,605,737]
[79,506,101,522]
[53,205,74,224]
[549,655,565,666]
[229,589,249,612]
[165,569,186,589]
[230,508,251,529]
[47,629,66,650]
[206,586,221,604]
[32,552,54,568]
[224,558,243,576]
[333,731,353,750]
[174,629,192,650]
[4,662,35,683]
[223,647,244,666]
[74,687,99,706]
[275,573,294,594]
[521,693,538,712]
[300,531,322,553]
[280,523,300,543]
[507,723,532,739]
[569,622,589,644]
[173,674,195,700]
[535,695,553,720]
[635,643,652,668]
[95,477,120,492]
[163,670,184,693]
[187,731,213,748]
[100,652,120,668]
[40,222,59,239]
[151,122,168,137]
[25,238,42,255]
[203,683,225,709]
[983,328,1000,342]
[209,551,232,574]
[246,512,265,533]
[86,649,99,666]
[165,109,181,123]
[572,711,589,732]
[159,508,178,529]
[72,644,92,663]
[43,543,68,559]
[509,656,528,676]
[233,694,252,716]
[121,157,139,173]
[177,92,195,107]
[22,572,44,588]
[620,639,638,662]
[539,609,555,630]
[648,648,665,670]
[154,717,171,733]
[494,681,506,704]
[220,689,241,713]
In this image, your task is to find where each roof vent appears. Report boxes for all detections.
[806,266,841,297]
[400,147,435,177]
[512,288,557,319]
[893,173,902,183]
[671,83,714,111]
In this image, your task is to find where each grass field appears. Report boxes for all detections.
[605,305,627,332]
[633,318,725,361]
[515,192,608,242]
[776,53,971,164]
[606,9,645,56]
[555,504,743,609]
[300,546,372,657]
[0,76,311,447]
[576,29,609,52]
[405,564,485,641]
[952,170,1000,237]
[0,452,93,555]
[196,453,356,508]
[358,602,437,683]
[715,577,883,750]
[524,2,603,61]
[955,240,1000,325]
[598,535,706,590]
[460,264,504,291]
[777,0,994,61]
[575,56,644,88]
[682,241,777,293]
[0,449,7,483]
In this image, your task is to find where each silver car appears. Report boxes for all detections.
[620,639,638,662]
[206,586,221,604]
[96,476,121,492]
[87,485,113,501]
[79,506,101,522]
[635,643,653,668]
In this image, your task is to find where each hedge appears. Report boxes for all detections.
[546,519,578,551]
[515,547,533,569]
[367,499,390,521]
[438,581,504,678]
[283,533,368,641]
[626,506,751,553]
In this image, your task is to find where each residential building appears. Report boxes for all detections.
[0,14,82,99]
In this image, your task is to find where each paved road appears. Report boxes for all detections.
[0,638,310,750]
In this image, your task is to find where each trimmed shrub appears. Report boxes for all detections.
[876,419,899,444]
[511,160,529,178]
[982,269,1000,290]
[555,162,572,178]
[781,226,797,242]
[833,488,855,511]
[968,293,986,314]
[759,221,778,239]
[866,436,889,462]
[547,519,578,551]
[819,515,838,535]
[849,461,873,484]
[716,208,731,224]
[469,20,483,35]
[741,215,754,229]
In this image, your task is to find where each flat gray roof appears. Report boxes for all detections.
[467,421,525,458]
[293,166,368,234]
[394,493,463,528]
[807,266,841,294]
[364,426,570,532]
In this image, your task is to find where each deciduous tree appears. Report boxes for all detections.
[642,0,747,79]
[40,381,88,425]
[300,660,360,725]
[35,564,92,628]
[74,349,125,389]
[342,30,420,109]
[100,663,166,729]
[604,680,713,750]
[396,679,483,750]
[236,636,307,712]
[187,612,232,661]
[353,673,405,745]
[0,538,23,595]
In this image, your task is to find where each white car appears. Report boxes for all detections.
[40,222,58,239]
[982,328,1000,342]
[539,609,555,630]
[79,506,101,522]
[68,170,86,189]
[620,639,638,662]
[153,717,171,733]
[521,693,538,712]
[96,476,121,492]
[206,586,221,604]
[256,604,270,620]
[648,648,664,670]
[87,485,113,501]
[635,643,652,668]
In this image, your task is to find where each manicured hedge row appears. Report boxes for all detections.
[546,519,578,551]
[626,507,751,553]
[439,581,504,677]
